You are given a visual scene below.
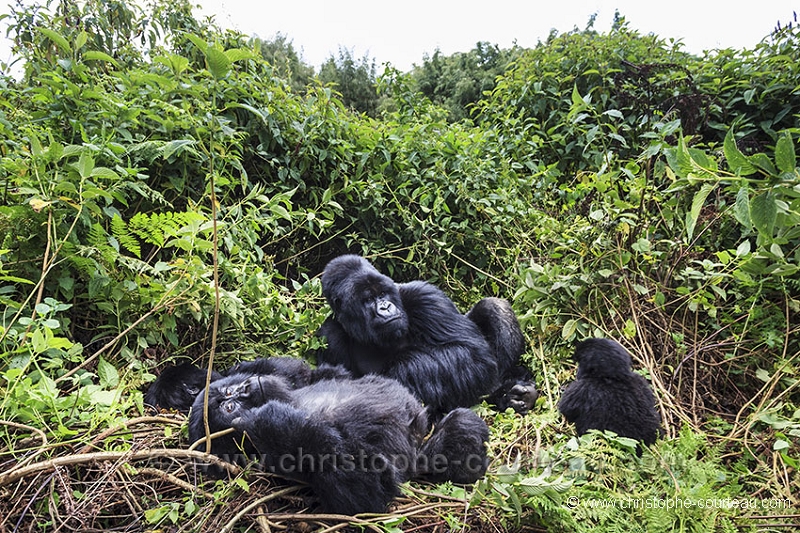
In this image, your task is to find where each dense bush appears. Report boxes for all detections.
[0,1,797,531]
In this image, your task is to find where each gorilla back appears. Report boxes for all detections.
[558,338,662,450]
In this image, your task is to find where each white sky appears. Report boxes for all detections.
[197,0,798,70]
[0,1,797,72]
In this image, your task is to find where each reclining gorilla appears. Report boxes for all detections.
[144,356,320,414]
[188,371,490,515]
[315,254,538,417]
[558,338,662,453]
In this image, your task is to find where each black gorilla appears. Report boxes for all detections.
[188,372,489,515]
[145,357,337,413]
[466,297,539,413]
[558,338,662,450]
[315,254,537,417]
[145,363,222,414]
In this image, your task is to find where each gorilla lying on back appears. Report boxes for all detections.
[315,254,538,418]
[558,338,662,451]
[144,357,335,413]
[189,371,490,515]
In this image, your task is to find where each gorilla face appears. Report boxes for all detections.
[189,373,293,443]
[322,255,409,347]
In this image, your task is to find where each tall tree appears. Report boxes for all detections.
[253,32,315,92]
[318,47,379,116]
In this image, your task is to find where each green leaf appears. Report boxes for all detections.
[750,191,777,239]
[38,28,71,54]
[162,139,198,160]
[74,31,88,51]
[224,48,255,63]
[561,319,578,339]
[90,167,120,180]
[723,129,756,176]
[734,186,752,230]
[31,328,47,354]
[775,131,796,174]
[83,50,120,67]
[97,357,120,388]
[774,439,790,451]
[686,183,715,240]
[736,240,751,257]
[185,34,208,55]
[205,47,231,79]
[570,84,584,106]
[748,152,777,174]
[74,153,95,179]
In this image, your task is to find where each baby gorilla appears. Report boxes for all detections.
[558,338,661,451]
[144,357,334,414]
[144,363,222,414]
[189,372,489,515]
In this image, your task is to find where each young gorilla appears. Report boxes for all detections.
[189,372,489,515]
[315,254,537,418]
[145,363,222,414]
[558,338,662,451]
[145,357,339,413]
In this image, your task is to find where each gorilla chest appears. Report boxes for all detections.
[352,349,391,375]
[349,343,410,376]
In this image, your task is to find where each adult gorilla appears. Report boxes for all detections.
[188,371,489,515]
[315,254,537,417]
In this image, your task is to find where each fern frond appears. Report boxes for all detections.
[110,215,141,258]
[128,212,165,247]
[127,210,208,248]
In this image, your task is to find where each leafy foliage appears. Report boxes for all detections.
[0,1,798,531]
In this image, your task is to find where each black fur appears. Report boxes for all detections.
[144,357,339,413]
[466,297,539,413]
[558,338,662,450]
[145,363,222,414]
[316,255,537,417]
[188,372,489,515]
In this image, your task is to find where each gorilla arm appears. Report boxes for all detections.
[392,281,499,416]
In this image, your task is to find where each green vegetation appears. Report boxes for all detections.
[0,1,798,531]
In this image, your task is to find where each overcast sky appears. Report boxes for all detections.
[0,1,797,73]
[197,0,797,70]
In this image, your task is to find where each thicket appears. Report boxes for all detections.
[0,1,798,531]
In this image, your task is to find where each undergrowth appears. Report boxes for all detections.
[0,1,798,531]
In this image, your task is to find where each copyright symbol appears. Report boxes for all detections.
[566,496,579,509]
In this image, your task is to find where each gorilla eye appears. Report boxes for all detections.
[222,400,237,413]
[186,386,200,395]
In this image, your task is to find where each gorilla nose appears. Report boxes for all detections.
[377,300,396,316]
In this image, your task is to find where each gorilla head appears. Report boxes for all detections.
[188,373,293,457]
[573,338,633,379]
[145,363,221,414]
[321,255,409,347]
